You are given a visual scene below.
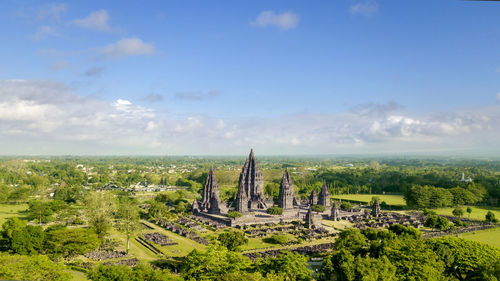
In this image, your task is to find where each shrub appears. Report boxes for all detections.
[265,234,289,245]
[485,211,498,223]
[340,202,353,210]
[267,207,283,215]
[226,211,242,219]
[452,207,464,217]
[311,205,326,213]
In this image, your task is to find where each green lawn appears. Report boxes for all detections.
[452,227,500,248]
[433,206,500,221]
[331,194,406,206]
[68,270,89,281]
[141,221,207,257]
[0,203,28,225]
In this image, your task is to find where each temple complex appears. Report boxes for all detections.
[278,170,295,210]
[198,168,221,214]
[331,202,339,221]
[309,190,318,205]
[236,149,272,212]
[318,182,330,207]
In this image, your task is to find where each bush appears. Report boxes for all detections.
[311,205,326,213]
[425,215,451,230]
[340,202,352,210]
[485,211,498,223]
[265,234,289,245]
[452,207,464,217]
[423,208,437,216]
[226,211,242,219]
[267,207,283,215]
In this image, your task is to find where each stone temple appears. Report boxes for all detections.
[318,182,330,207]
[278,170,295,210]
[236,149,272,212]
[198,168,221,214]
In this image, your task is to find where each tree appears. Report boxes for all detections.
[88,263,182,281]
[255,251,312,281]
[267,206,283,215]
[452,206,464,217]
[466,207,472,218]
[45,227,100,258]
[0,253,71,281]
[311,205,326,213]
[84,192,115,239]
[115,196,140,253]
[227,211,242,219]
[425,215,452,231]
[217,231,248,251]
[181,244,252,281]
[427,237,500,281]
[264,234,289,245]
[9,225,45,255]
[485,211,498,224]
[340,202,353,210]
[334,228,368,255]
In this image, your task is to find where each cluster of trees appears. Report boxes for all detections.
[0,217,100,259]
[317,225,500,281]
[405,184,486,208]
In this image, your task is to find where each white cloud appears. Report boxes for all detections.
[38,3,67,21]
[350,1,379,16]
[100,38,155,59]
[73,9,111,31]
[1,79,500,155]
[31,25,58,40]
[251,11,299,30]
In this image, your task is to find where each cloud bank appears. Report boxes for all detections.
[0,79,499,155]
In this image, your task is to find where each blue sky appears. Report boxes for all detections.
[0,0,500,155]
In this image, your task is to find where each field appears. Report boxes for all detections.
[331,194,406,206]
[0,203,28,225]
[433,206,500,221]
[453,227,500,248]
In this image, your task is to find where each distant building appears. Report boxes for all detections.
[460,173,473,183]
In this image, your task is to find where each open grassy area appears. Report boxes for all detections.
[0,203,28,225]
[433,206,500,221]
[452,227,500,248]
[141,221,206,257]
[331,194,406,206]
[69,270,89,281]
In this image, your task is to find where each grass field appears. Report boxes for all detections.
[331,194,406,206]
[452,227,500,248]
[141,221,207,257]
[0,203,28,225]
[433,206,500,221]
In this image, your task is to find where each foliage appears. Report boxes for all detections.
[217,231,248,251]
[466,206,472,218]
[425,215,452,230]
[340,202,353,210]
[88,263,182,281]
[180,244,252,281]
[427,237,500,281]
[255,251,312,281]
[264,234,289,245]
[452,206,464,217]
[84,192,115,238]
[227,211,242,219]
[45,227,100,258]
[0,253,71,281]
[485,211,499,223]
[115,196,140,252]
[311,205,326,212]
[405,185,453,209]
[267,206,283,215]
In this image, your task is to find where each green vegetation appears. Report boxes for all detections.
[0,203,27,225]
[217,230,248,251]
[227,211,243,219]
[456,227,500,248]
[433,206,500,221]
[311,204,326,212]
[332,194,406,206]
[267,206,283,215]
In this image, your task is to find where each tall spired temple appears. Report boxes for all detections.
[318,182,330,207]
[278,170,295,210]
[236,149,271,212]
[199,168,221,214]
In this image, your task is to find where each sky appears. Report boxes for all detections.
[1,0,500,156]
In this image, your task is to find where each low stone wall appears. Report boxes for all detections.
[423,224,497,238]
